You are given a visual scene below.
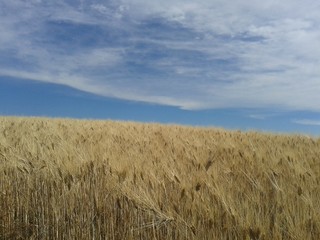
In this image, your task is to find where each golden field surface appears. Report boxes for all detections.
[0,117,319,239]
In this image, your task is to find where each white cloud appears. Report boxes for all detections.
[293,119,320,126]
[1,0,320,112]
[249,115,267,120]
[60,48,124,71]
[0,68,202,110]
[91,4,108,13]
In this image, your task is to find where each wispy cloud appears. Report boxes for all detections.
[292,119,320,126]
[249,115,267,120]
[1,0,320,111]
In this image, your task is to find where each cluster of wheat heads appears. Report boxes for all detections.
[0,117,319,239]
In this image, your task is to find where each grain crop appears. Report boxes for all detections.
[0,117,319,239]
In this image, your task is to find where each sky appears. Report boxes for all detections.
[0,0,320,136]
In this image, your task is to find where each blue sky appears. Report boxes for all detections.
[1,0,320,135]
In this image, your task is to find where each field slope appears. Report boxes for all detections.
[0,117,319,239]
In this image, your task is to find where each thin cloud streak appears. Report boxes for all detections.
[0,0,320,111]
[293,119,320,126]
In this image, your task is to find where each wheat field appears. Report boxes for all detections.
[0,117,319,239]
